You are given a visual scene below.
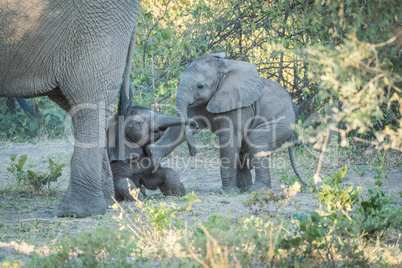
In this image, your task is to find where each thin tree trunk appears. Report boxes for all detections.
[277,53,284,84]
[277,10,289,84]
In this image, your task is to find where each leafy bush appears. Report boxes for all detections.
[113,191,200,231]
[280,167,368,266]
[0,258,26,268]
[131,0,325,117]
[315,166,361,220]
[0,98,34,141]
[279,165,401,266]
[358,176,401,235]
[0,97,67,141]
[303,0,401,151]
[7,154,65,192]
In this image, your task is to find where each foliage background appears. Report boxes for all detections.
[1,0,400,152]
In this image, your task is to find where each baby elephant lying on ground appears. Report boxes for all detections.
[107,105,197,201]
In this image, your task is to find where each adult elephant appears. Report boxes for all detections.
[147,52,306,193]
[0,0,140,217]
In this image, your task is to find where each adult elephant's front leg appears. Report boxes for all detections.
[102,148,114,207]
[56,106,108,217]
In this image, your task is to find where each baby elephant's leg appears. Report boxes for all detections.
[111,161,143,202]
[236,153,252,191]
[114,178,143,201]
[249,156,272,191]
[160,168,185,196]
[142,168,185,196]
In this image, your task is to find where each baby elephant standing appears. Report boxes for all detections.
[147,52,306,193]
[107,106,197,201]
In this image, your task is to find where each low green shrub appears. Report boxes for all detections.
[315,166,361,220]
[358,178,401,235]
[7,154,65,192]
[280,166,368,266]
[0,258,25,268]
[29,225,134,268]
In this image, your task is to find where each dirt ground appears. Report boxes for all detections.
[0,140,401,264]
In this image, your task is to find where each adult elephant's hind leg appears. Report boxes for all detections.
[56,106,107,217]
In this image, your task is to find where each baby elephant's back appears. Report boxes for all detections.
[257,78,296,125]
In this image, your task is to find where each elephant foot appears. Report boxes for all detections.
[114,178,143,202]
[56,191,106,218]
[122,190,144,202]
[248,182,272,192]
[104,194,115,207]
[214,186,241,195]
[236,171,253,192]
[140,185,146,197]
[119,188,144,202]
[160,183,186,196]
[237,181,252,193]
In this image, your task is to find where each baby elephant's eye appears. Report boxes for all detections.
[137,119,145,125]
[197,84,204,90]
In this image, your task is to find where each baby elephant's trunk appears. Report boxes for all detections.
[175,97,197,156]
[155,115,198,131]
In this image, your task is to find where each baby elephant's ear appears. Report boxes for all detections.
[210,52,226,59]
[107,115,142,161]
[207,60,263,114]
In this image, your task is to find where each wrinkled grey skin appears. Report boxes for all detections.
[107,106,196,201]
[147,52,306,193]
[0,0,140,217]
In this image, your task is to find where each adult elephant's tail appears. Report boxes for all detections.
[115,26,138,159]
[117,25,137,118]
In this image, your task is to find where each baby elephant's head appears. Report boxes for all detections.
[124,106,197,147]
